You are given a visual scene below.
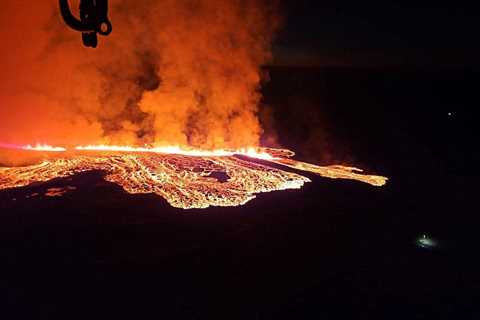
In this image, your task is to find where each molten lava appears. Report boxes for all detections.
[0,145,387,209]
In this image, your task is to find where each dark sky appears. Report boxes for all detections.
[274,1,480,67]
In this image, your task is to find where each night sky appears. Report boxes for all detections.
[275,1,480,67]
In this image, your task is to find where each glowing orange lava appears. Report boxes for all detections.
[0,144,387,209]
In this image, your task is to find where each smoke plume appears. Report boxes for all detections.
[0,0,279,149]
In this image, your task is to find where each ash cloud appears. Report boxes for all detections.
[0,0,279,149]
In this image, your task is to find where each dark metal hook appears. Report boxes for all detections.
[59,0,112,48]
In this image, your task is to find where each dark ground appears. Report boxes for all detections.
[1,67,479,319]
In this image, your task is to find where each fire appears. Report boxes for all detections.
[22,144,67,152]
[0,144,387,209]
[75,145,276,160]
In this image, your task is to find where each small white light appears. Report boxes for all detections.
[416,234,438,249]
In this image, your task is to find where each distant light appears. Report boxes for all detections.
[416,234,438,249]
[447,112,453,116]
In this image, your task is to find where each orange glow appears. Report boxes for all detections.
[0,1,280,150]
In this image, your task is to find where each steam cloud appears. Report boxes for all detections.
[0,0,279,149]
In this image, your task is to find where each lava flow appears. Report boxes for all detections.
[0,145,387,209]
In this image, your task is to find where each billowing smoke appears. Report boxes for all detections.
[0,0,279,149]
